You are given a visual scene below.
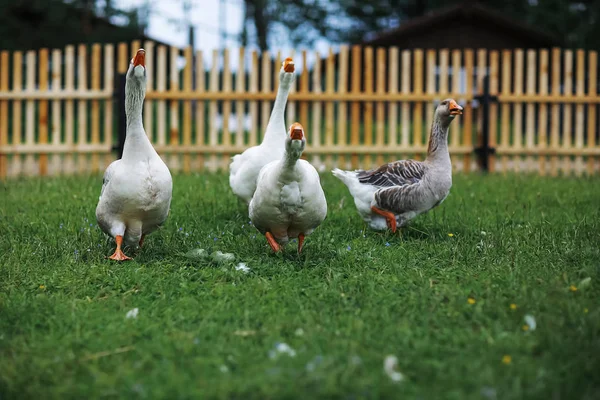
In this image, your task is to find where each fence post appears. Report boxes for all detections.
[113,73,127,159]
[474,75,497,172]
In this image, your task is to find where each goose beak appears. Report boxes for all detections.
[133,49,145,68]
[449,99,463,115]
[289,122,304,140]
[283,57,295,73]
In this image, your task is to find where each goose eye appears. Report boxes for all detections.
[441,101,447,105]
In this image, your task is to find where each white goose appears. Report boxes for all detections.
[249,122,327,253]
[96,49,173,260]
[332,99,463,232]
[229,57,296,203]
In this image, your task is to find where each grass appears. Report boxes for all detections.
[0,172,599,399]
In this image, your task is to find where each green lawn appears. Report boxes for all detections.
[0,173,599,399]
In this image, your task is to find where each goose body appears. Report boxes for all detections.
[332,99,463,232]
[249,123,327,253]
[230,58,296,203]
[96,49,173,260]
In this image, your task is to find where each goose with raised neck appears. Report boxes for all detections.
[249,122,327,253]
[332,98,462,232]
[95,49,173,261]
[229,57,296,203]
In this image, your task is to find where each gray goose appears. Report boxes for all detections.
[332,98,463,232]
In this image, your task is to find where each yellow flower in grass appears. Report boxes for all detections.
[510,303,517,310]
[569,285,578,292]
[502,355,512,365]
[584,308,588,314]
[467,297,476,305]
[448,233,454,237]
[39,285,46,290]
[522,324,529,331]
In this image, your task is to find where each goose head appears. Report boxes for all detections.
[435,98,463,126]
[126,49,146,86]
[285,122,306,157]
[278,57,296,87]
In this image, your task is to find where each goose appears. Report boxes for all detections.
[249,122,327,253]
[332,99,463,232]
[229,57,296,203]
[96,49,173,260]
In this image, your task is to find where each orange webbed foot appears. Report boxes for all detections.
[297,233,305,254]
[108,249,132,261]
[265,232,282,253]
[371,206,397,233]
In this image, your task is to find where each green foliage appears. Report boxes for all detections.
[1,172,599,398]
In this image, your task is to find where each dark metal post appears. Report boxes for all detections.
[474,75,497,172]
[113,73,127,159]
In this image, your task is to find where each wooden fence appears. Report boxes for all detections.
[0,41,599,179]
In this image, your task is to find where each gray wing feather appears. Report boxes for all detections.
[357,160,425,188]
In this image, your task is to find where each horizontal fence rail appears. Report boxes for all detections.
[0,42,599,178]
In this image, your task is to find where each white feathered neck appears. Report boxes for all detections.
[262,72,294,145]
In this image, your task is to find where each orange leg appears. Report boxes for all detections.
[108,235,132,261]
[138,234,146,248]
[265,232,281,253]
[297,233,305,254]
[371,206,397,233]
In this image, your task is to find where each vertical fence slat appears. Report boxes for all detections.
[50,49,62,175]
[169,46,181,171]
[425,49,435,157]
[209,49,219,170]
[587,51,597,175]
[525,50,536,172]
[476,49,487,172]
[388,47,399,150]
[90,44,101,173]
[350,45,361,168]
[463,49,474,172]
[550,48,561,176]
[450,49,460,151]
[401,50,411,149]
[103,44,114,170]
[38,49,49,176]
[413,49,423,160]
[235,47,245,148]
[325,48,335,168]
[144,41,154,148]
[183,46,192,173]
[337,45,349,168]
[513,49,523,172]
[249,50,258,147]
[156,45,167,148]
[77,45,88,173]
[221,48,232,170]
[574,49,585,176]
[0,51,8,178]
[311,50,322,167]
[64,46,75,174]
[260,51,271,136]
[375,47,386,166]
[25,51,36,175]
[562,50,573,175]
[195,49,205,170]
[500,50,511,173]
[538,49,548,175]
[364,46,374,167]
[489,50,499,172]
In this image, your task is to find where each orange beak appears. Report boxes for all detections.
[283,57,294,73]
[449,99,463,115]
[289,122,304,140]
[133,49,145,68]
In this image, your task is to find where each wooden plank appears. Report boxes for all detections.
[401,50,411,151]
[183,46,193,173]
[103,44,114,170]
[0,51,8,178]
[324,48,335,168]
[24,51,36,175]
[11,51,23,176]
[143,41,155,147]
[550,48,561,176]
[169,45,180,171]
[221,48,232,170]
[388,47,399,156]
[450,49,460,152]
[500,50,511,173]
[363,46,374,167]
[489,50,499,172]
[562,49,573,175]
[248,50,258,147]
[77,44,88,174]
[376,47,386,166]
[512,49,523,172]
[425,49,436,160]
[413,49,424,160]
[260,51,271,138]
[525,49,536,172]
[476,49,487,171]
[49,49,62,175]
[574,49,585,176]
[587,51,597,175]
[311,50,322,167]
[350,45,361,168]
[337,45,349,168]
[209,49,219,170]
[538,49,548,175]
[195,49,205,170]
[64,46,75,174]
[90,44,101,173]
[38,49,49,176]
[463,49,474,172]
[156,45,167,153]
[235,47,245,148]
[300,50,309,130]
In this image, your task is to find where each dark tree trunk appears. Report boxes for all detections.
[245,0,269,52]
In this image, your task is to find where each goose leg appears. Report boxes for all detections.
[138,234,146,248]
[108,235,132,261]
[265,232,281,253]
[297,233,305,254]
[371,206,397,233]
